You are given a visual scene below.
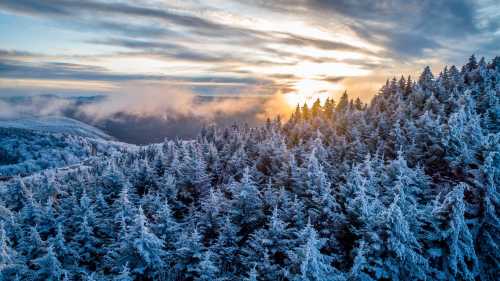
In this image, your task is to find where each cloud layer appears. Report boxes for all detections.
[0,89,273,143]
[78,83,266,121]
[0,0,499,104]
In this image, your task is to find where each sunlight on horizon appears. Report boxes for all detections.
[284,79,342,108]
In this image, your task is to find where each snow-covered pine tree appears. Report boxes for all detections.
[32,244,63,281]
[289,222,345,281]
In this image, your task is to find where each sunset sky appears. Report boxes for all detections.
[1,0,499,107]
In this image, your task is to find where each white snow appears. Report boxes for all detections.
[0,116,113,140]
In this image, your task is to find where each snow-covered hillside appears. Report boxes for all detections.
[0,116,113,140]
[0,123,133,178]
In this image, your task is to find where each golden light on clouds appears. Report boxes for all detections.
[285,79,342,108]
[3,0,494,117]
[294,61,371,78]
[273,60,371,109]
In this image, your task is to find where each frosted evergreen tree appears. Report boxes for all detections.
[303,150,345,257]
[3,177,30,211]
[344,162,387,280]
[0,222,18,280]
[337,91,349,112]
[383,151,429,233]
[152,200,179,251]
[280,194,307,231]
[160,173,177,201]
[229,167,264,238]
[195,188,227,242]
[71,214,100,267]
[133,160,157,196]
[383,197,428,280]
[17,226,45,261]
[83,272,104,281]
[344,160,384,236]
[94,189,112,239]
[429,185,478,280]
[19,192,42,228]
[476,152,500,281]
[465,55,478,71]
[32,244,63,281]
[302,151,331,211]
[129,206,166,277]
[212,216,240,278]
[349,241,375,281]
[113,185,135,227]
[192,149,212,196]
[444,94,484,169]
[197,250,220,281]
[418,66,435,92]
[226,145,250,181]
[245,266,258,281]
[38,197,58,238]
[174,228,204,279]
[113,264,133,281]
[244,207,292,280]
[289,222,345,281]
[50,223,77,268]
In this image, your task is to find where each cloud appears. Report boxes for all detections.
[1,0,498,107]
[0,0,259,39]
[0,59,158,81]
[246,0,497,59]
[0,83,269,127]
[273,32,372,54]
[77,82,265,121]
[320,76,346,83]
[0,89,270,143]
[0,56,269,87]
[0,95,75,119]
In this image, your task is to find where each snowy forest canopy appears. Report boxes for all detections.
[0,55,499,281]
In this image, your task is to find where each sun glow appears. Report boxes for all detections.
[285,79,342,108]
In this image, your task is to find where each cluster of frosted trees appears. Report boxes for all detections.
[0,127,128,177]
[0,56,498,280]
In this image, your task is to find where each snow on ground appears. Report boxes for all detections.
[0,116,113,140]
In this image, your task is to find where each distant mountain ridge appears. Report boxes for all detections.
[0,116,113,140]
[0,119,132,178]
